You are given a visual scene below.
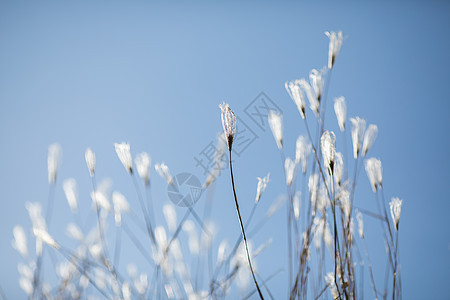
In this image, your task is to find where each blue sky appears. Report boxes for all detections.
[0,0,449,298]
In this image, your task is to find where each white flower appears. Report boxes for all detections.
[255,173,270,203]
[334,96,346,132]
[112,191,130,226]
[364,158,382,193]
[390,197,403,231]
[12,226,28,258]
[155,163,173,185]
[91,190,111,212]
[63,178,78,213]
[334,152,344,186]
[85,148,96,177]
[362,124,378,157]
[299,79,319,117]
[114,142,133,173]
[356,209,364,239]
[268,110,283,150]
[285,157,296,186]
[219,102,236,151]
[48,143,61,184]
[321,131,336,175]
[163,204,177,232]
[296,135,311,173]
[135,152,151,185]
[309,68,327,103]
[325,31,343,69]
[350,117,366,159]
[285,80,306,119]
[33,228,59,249]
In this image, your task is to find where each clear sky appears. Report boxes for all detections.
[0,0,449,299]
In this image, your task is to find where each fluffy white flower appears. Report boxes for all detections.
[163,204,177,233]
[219,102,236,151]
[362,124,378,157]
[293,191,301,221]
[309,68,327,103]
[135,152,151,185]
[325,31,343,69]
[320,131,336,175]
[63,178,78,213]
[155,163,173,185]
[334,152,344,186]
[286,80,306,119]
[48,143,61,184]
[285,157,296,186]
[296,135,311,174]
[33,228,59,249]
[12,226,28,258]
[334,96,346,132]
[85,148,96,177]
[365,158,382,193]
[268,110,283,150]
[350,117,366,159]
[390,197,403,231]
[255,173,270,203]
[112,191,130,226]
[356,209,364,239]
[114,142,133,173]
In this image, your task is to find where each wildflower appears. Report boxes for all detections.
[325,31,343,69]
[12,226,28,258]
[285,80,306,119]
[310,68,326,103]
[114,142,133,174]
[255,173,270,203]
[285,157,296,186]
[362,124,378,157]
[390,197,403,230]
[155,163,173,185]
[334,96,346,132]
[85,148,96,177]
[63,178,78,213]
[334,152,344,186]
[268,110,283,150]
[356,209,364,239]
[112,191,130,226]
[135,152,151,185]
[320,131,336,175]
[219,102,236,151]
[350,117,366,159]
[48,143,61,184]
[163,204,177,232]
[296,135,311,174]
[365,158,382,193]
[299,79,319,117]
[33,228,59,249]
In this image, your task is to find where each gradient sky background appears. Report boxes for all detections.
[0,0,449,299]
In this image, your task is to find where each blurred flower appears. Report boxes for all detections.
[321,131,336,175]
[66,223,84,241]
[285,157,295,186]
[299,79,319,117]
[390,197,403,231]
[334,152,344,186]
[255,173,270,203]
[356,209,364,239]
[325,31,343,69]
[85,148,96,177]
[219,102,236,151]
[362,124,378,157]
[296,135,311,174]
[114,142,133,174]
[338,189,350,220]
[310,68,327,103]
[155,163,173,185]
[33,228,59,249]
[268,110,283,150]
[334,96,346,132]
[163,204,177,232]
[285,80,306,119]
[135,152,151,185]
[364,158,382,193]
[293,191,301,221]
[63,178,78,213]
[48,143,61,184]
[112,191,130,226]
[350,117,366,159]
[12,225,28,258]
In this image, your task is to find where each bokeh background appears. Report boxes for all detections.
[1,0,449,298]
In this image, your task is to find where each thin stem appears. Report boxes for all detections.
[228,150,264,300]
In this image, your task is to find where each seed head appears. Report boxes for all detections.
[350,117,366,159]
[268,110,283,150]
[364,158,382,193]
[219,103,236,151]
[285,157,295,186]
[325,31,343,69]
[320,131,336,175]
[85,148,96,177]
[390,197,403,231]
[255,173,270,203]
[135,152,151,185]
[362,124,378,157]
[334,96,346,132]
[63,178,78,213]
[114,142,133,174]
[285,80,306,119]
[48,143,62,184]
[155,163,173,185]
